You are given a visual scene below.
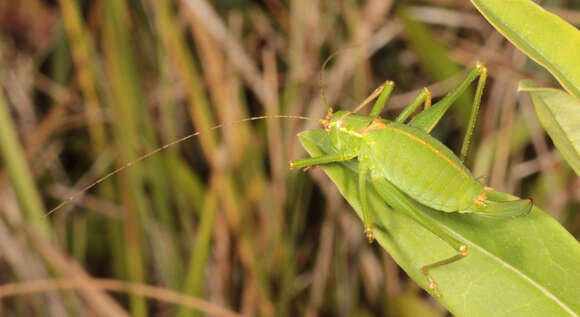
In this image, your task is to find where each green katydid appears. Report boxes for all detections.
[289,61,533,297]
[43,59,533,298]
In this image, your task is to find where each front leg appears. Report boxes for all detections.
[351,80,395,116]
[288,151,356,169]
[290,150,376,243]
[395,87,433,123]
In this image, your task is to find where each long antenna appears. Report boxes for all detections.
[45,115,315,217]
[319,52,340,110]
[319,45,361,110]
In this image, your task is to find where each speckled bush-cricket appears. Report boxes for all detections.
[289,61,533,297]
[45,60,533,298]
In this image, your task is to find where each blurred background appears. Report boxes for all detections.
[0,0,579,316]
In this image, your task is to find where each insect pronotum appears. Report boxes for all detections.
[45,60,532,298]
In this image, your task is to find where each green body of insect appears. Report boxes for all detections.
[43,60,532,298]
[326,111,485,213]
[289,61,533,297]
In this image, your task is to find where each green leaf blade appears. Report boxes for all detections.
[298,129,580,316]
[519,81,580,176]
[471,0,580,98]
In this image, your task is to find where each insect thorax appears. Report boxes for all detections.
[327,111,371,153]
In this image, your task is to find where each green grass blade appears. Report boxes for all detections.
[179,190,217,317]
[102,0,150,315]
[518,81,580,177]
[0,87,50,237]
[471,0,580,98]
[298,129,580,316]
[59,0,108,152]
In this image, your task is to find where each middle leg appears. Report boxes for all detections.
[395,87,433,123]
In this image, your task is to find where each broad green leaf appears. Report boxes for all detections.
[471,0,580,98]
[299,129,580,316]
[518,81,580,177]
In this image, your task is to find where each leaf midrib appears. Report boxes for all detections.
[419,210,578,316]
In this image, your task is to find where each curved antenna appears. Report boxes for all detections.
[45,115,316,217]
[319,45,362,111]
[319,52,340,110]
[320,45,388,117]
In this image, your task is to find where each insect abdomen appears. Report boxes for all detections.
[367,122,482,212]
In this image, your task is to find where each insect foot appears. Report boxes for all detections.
[424,274,442,298]
[302,165,317,172]
[364,225,375,243]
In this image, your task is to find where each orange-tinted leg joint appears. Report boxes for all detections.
[364,225,375,243]
[459,245,468,256]
[420,268,441,298]
[302,166,317,172]
[474,190,487,206]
